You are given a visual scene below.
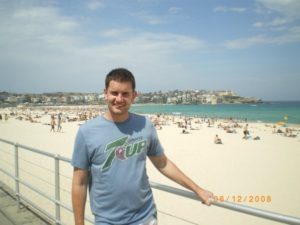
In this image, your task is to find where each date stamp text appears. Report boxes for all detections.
[214,195,272,203]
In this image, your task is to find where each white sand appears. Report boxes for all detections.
[0,106,300,225]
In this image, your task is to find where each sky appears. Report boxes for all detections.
[0,0,300,101]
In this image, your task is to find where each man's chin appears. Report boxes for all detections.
[112,111,124,115]
[111,107,126,114]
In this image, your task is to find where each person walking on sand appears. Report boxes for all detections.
[57,113,62,132]
[50,114,56,132]
[71,68,214,225]
[243,124,250,139]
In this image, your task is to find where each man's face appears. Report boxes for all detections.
[104,80,137,120]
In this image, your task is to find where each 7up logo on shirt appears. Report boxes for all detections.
[102,136,147,171]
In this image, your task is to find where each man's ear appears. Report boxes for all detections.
[132,91,138,101]
[104,89,107,99]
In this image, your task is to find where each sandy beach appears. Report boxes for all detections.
[0,106,300,225]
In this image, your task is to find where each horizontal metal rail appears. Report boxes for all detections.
[0,167,94,224]
[0,138,70,163]
[0,138,93,225]
[1,138,300,225]
[150,182,300,225]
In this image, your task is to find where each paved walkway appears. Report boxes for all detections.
[0,182,53,225]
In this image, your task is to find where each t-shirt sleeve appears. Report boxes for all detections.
[71,128,90,169]
[147,122,164,157]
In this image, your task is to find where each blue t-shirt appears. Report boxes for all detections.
[71,113,164,224]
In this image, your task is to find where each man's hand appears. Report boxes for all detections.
[195,187,215,206]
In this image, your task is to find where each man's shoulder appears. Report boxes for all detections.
[78,116,103,131]
[130,113,151,123]
[131,111,153,118]
[130,112,145,119]
[129,113,154,130]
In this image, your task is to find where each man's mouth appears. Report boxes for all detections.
[114,104,125,109]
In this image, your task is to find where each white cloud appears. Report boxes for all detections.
[100,28,132,38]
[0,3,80,55]
[270,17,290,26]
[99,31,181,59]
[0,1,208,93]
[254,0,300,28]
[130,11,165,25]
[251,0,300,47]
[223,35,268,49]
[94,31,206,60]
[276,26,300,43]
[253,21,264,28]
[168,7,181,14]
[214,6,247,13]
[123,32,206,52]
[256,0,300,19]
[253,17,290,28]
[223,26,300,49]
[10,6,78,34]
[87,0,105,11]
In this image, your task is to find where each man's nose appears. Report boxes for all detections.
[116,94,124,101]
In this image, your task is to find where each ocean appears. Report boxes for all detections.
[131,101,300,124]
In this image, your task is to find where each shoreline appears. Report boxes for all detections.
[1,104,300,126]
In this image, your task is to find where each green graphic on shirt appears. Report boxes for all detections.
[102,136,146,171]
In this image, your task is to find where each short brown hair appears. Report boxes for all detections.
[105,68,136,91]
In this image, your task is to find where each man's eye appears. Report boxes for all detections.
[110,92,130,97]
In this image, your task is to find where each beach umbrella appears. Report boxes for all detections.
[276,121,285,126]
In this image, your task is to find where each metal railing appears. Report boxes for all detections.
[150,182,300,225]
[0,138,94,225]
[0,138,300,225]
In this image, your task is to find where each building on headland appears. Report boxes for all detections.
[136,90,261,105]
[0,90,262,107]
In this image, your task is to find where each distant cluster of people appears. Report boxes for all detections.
[50,113,62,132]
[284,128,297,137]
[150,114,265,144]
[0,113,9,122]
[2,105,298,144]
[48,108,102,132]
[272,125,297,138]
[0,106,105,135]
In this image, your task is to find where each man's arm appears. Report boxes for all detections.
[72,168,89,225]
[149,154,214,205]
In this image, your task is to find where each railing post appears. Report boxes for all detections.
[14,142,20,208]
[54,154,61,225]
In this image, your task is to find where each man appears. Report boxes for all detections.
[71,68,214,225]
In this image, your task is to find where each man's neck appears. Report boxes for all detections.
[104,112,129,123]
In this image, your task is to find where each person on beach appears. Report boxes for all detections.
[214,134,222,144]
[71,68,214,225]
[50,114,56,132]
[57,113,62,132]
[243,124,250,139]
[182,128,189,134]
